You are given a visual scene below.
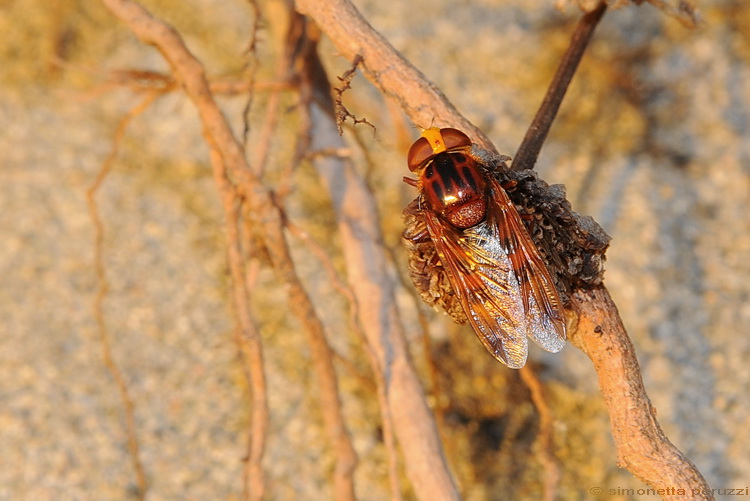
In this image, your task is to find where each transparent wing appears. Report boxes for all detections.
[423,178,566,368]
[487,177,566,353]
[424,209,530,368]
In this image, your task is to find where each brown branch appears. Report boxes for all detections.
[240,0,262,147]
[519,366,561,501]
[235,29,269,495]
[387,245,447,434]
[264,18,360,499]
[512,2,606,172]
[306,105,459,501]
[249,0,294,177]
[206,143,268,501]
[54,60,293,99]
[286,220,403,500]
[294,0,497,154]
[569,287,713,500]
[296,0,713,499]
[292,12,461,500]
[86,91,158,501]
[99,1,358,500]
[276,19,313,203]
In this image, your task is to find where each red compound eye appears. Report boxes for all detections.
[407,136,432,172]
[438,128,472,150]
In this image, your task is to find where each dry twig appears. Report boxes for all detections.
[569,287,713,497]
[100,1,357,500]
[332,54,377,136]
[512,2,606,172]
[206,142,268,501]
[294,0,497,154]
[519,366,562,501]
[86,91,158,501]
[289,7,460,499]
[286,219,403,500]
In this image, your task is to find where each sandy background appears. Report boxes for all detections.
[1,0,749,500]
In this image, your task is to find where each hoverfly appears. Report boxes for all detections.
[402,127,566,368]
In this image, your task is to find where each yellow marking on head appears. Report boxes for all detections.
[421,127,447,155]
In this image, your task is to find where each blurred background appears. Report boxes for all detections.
[1,0,749,499]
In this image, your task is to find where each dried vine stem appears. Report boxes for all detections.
[293,0,496,154]
[206,143,268,501]
[286,220,404,500]
[518,366,561,501]
[295,0,713,499]
[512,2,606,172]
[333,54,377,135]
[86,92,158,501]
[569,287,713,498]
[99,1,357,500]
[289,9,461,500]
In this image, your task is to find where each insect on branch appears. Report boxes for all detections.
[296,0,715,498]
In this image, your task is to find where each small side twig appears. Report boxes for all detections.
[86,91,159,501]
[295,0,497,153]
[240,0,262,148]
[519,366,562,501]
[206,142,269,501]
[333,54,377,136]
